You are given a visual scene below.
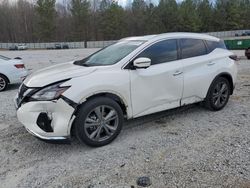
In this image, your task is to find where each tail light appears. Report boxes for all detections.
[229,55,238,61]
[14,64,25,69]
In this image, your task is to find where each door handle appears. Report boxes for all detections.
[207,62,215,66]
[173,71,183,76]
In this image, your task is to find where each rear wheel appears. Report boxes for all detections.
[74,97,124,147]
[0,74,8,92]
[205,77,230,111]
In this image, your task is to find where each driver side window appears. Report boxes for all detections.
[136,39,178,65]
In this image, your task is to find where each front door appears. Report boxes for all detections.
[129,39,184,118]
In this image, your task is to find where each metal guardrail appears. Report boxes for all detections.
[0,30,249,49]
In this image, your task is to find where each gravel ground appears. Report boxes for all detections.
[0,49,249,188]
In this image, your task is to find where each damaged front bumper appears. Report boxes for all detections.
[15,97,76,142]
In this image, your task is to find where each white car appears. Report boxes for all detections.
[15,33,237,147]
[0,55,28,91]
[17,44,28,50]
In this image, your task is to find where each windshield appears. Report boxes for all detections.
[0,55,11,61]
[74,40,145,66]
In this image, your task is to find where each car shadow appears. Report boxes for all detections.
[31,103,205,149]
[126,105,194,129]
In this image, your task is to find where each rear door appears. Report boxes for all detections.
[129,39,184,118]
[180,38,217,105]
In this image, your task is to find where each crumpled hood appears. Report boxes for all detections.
[24,61,96,87]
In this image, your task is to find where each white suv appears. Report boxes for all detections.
[15,33,237,147]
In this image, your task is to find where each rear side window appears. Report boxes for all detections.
[136,39,178,65]
[180,39,207,59]
[206,40,227,53]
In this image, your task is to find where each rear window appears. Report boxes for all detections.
[206,40,227,53]
[180,39,207,59]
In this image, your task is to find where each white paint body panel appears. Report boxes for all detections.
[130,59,183,117]
[17,99,74,137]
[15,33,238,140]
[0,58,28,84]
[181,49,236,105]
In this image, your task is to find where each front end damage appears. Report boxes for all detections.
[15,84,76,142]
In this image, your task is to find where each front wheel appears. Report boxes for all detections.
[0,74,8,92]
[205,77,230,111]
[74,97,124,147]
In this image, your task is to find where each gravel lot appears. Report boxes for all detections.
[0,49,249,188]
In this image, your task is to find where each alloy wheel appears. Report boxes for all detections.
[212,81,229,108]
[84,105,119,142]
[0,77,6,91]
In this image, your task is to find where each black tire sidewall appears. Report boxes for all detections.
[0,74,8,92]
[206,77,230,111]
[74,97,124,147]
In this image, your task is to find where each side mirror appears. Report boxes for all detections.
[133,57,151,69]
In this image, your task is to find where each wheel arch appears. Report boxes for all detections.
[69,92,129,136]
[207,72,234,96]
[85,92,128,116]
[0,73,10,83]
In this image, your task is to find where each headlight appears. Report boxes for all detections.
[31,82,70,101]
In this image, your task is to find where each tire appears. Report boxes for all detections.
[74,97,124,147]
[0,74,8,92]
[205,77,230,111]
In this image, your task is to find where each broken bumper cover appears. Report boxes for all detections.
[26,127,68,141]
[16,98,75,141]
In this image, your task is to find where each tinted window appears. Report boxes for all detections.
[180,39,207,59]
[136,39,178,65]
[206,40,227,53]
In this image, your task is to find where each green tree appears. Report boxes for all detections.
[99,0,112,11]
[70,0,90,41]
[179,0,201,32]
[99,1,126,40]
[157,0,181,32]
[240,0,250,29]
[214,0,242,31]
[35,0,56,41]
[197,0,213,32]
[144,3,161,34]
[130,0,147,35]
[226,0,243,30]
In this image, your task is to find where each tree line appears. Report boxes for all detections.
[0,0,250,43]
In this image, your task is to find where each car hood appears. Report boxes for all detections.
[24,61,96,87]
